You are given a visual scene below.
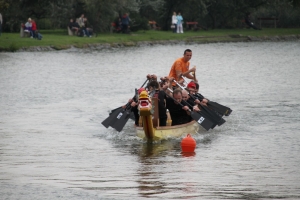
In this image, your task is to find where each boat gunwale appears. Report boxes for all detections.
[135,120,196,130]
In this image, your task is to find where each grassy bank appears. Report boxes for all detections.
[0,28,300,52]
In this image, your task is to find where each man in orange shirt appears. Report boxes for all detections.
[168,49,196,87]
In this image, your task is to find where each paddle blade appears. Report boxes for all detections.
[218,118,226,126]
[196,110,218,129]
[101,107,123,128]
[129,111,135,120]
[111,110,132,132]
[109,106,122,115]
[199,104,226,126]
[190,111,214,131]
[208,101,232,116]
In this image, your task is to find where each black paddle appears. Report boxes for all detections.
[180,74,232,116]
[167,88,218,129]
[207,101,232,116]
[101,79,148,128]
[190,94,226,126]
[110,106,133,132]
[164,91,214,131]
[102,106,123,128]
[109,106,135,120]
[110,89,139,132]
[193,92,232,117]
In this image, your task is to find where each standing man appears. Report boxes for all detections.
[121,13,130,33]
[0,12,2,36]
[168,49,196,87]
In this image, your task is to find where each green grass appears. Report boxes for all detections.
[0,28,299,52]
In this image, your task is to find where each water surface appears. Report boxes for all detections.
[1,42,300,199]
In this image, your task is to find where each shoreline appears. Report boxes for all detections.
[6,34,300,52]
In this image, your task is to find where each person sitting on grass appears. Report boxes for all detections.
[83,17,93,37]
[68,18,80,35]
[245,12,261,30]
[114,17,122,33]
[77,14,90,37]
[24,18,33,37]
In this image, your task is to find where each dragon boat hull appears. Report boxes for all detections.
[136,90,199,140]
[136,120,199,140]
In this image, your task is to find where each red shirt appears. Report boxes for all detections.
[31,21,37,31]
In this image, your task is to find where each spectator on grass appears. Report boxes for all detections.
[114,17,122,33]
[121,13,130,33]
[84,17,93,37]
[24,18,33,38]
[176,12,183,33]
[77,14,90,37]
[31,19,37,38]
[245,12,261,30]
[68,18,80,35]
[171,12,177,33]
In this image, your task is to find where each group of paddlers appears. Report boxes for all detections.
[102,49,232,132]
[127,74,206,127]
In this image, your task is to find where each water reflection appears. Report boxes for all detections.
[181,152,196,157]
[135,141,177,197]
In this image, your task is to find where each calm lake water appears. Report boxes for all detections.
[1,41,300,199]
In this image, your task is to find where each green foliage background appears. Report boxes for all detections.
[1,0,300,32]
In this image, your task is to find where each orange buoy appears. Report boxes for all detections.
[181,134,196,153]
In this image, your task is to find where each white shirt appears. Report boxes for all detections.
[172,15,177,24]
[25,21,32,28]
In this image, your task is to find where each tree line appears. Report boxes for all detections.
[1,0,299,33]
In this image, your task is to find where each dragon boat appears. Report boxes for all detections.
[135,91,199,140]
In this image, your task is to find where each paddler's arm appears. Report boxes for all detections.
[168,77,175,92]
[182,105,191,116]
[175,70,184,85]
[182,66,196,79]
[194,96,208,106]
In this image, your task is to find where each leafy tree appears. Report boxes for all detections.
[83,0,140,32]
[0,0,9,10]
[1,0,300,32]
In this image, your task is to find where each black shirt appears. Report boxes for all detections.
[152,90,167,118]
[166,97,192,126]
[69,22,80,29]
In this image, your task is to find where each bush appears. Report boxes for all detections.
[127,12,150,32]
[278,8,300,28]
[253,4,300,28]
[130,17,150,32]
[37,18,53,30]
